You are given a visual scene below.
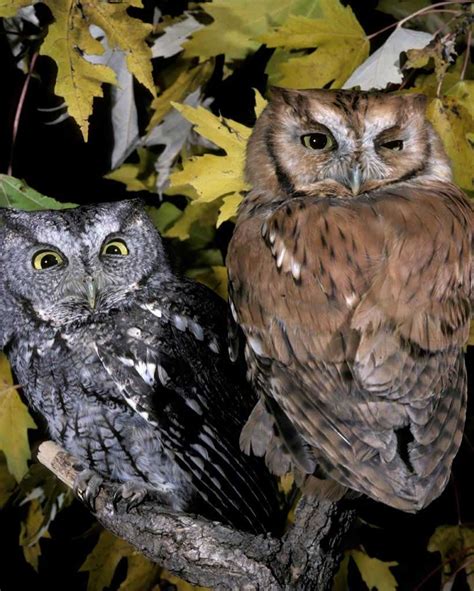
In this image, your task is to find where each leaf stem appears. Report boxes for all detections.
[367,1,473,40]
[460,24,472,79]
[8,51,38,176]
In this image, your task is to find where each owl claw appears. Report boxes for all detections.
[73,469,103,512]
[112,482,148,512]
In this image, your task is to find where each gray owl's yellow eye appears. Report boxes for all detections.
[382,140,404,151]
[32,250,64,270]
[301,133,335,151]
[102,239,129,256]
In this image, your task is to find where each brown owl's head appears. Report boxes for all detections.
[246,88,451,198]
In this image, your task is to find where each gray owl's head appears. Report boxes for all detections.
[246,88,451,197]
[0,200,170,333]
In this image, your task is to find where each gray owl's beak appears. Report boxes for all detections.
[85,279,98,310]
[347,166,361,195]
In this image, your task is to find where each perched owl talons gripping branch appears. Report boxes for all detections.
[227,88,473,512]
[0,201,283,534]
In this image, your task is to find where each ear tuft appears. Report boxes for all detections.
[268,86,300,107]
[405,93,428,113]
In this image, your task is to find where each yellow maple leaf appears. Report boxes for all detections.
[40,0,154,141]
[262,0,369,88]
[0,354,36,482]
[165,90,267,236]
[0,0,31,17]
[80,530,158,591]
[167,102,252,204]
[0,453,16,509]
[165,201,219,241]
[447,80,474,120]
[428,525,474,590]
[349,550,398,591]
[183,0,324,61]
[426,96,474,191]
[20,499,51,572]
[105,148,157,192]
[147,62,214,132]
[40,0,117,141]
[217,193,243,227]
[81,0,154,95]
[192,265,228,299]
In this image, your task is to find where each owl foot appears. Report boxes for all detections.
[74,468,104,512]
[112,482,148,512]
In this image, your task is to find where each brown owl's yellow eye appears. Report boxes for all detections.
[102,239,129,256]
[32,250,64,270]
[301,133,335,151]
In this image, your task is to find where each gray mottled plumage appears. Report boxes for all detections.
[0,201,282,533]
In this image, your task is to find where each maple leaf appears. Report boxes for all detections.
[0,0,31,18]
[20,499,51,571]
[262,0,369,88]
[428,525,474,590]
[183,0,325,61]
[82,0,154,95]
[167,103,251,205]
[39,0,116,141]
[39,0,154,141]
[80,530,158,591]
[426,96,474,191]
[0,354,36,482]
[166,91,266,228]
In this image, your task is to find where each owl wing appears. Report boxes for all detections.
[95,278,282,533]
[228,181,472,511]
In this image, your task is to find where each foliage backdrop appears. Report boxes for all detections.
[0,1,473,589]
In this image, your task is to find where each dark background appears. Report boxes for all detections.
[0,1,472,589]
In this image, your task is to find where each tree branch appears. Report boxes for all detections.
[38,441,355,590]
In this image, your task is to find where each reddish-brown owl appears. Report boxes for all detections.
[226,88,473,511]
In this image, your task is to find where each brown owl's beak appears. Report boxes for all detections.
[347,166,361,195]
[85,279,98,310]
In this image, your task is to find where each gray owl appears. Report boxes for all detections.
[0,200,282,533]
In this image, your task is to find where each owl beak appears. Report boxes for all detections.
[85,279,98,310]
[348,166,362,195]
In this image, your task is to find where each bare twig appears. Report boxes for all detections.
[460,24,472,79]
[8,50,38,176]
[38,441,356,590]
[367,1,473,41]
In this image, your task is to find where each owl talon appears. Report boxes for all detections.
[112,482,148,512]
[73,469,103,512]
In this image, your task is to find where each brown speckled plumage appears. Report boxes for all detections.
[227,88,473,512]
